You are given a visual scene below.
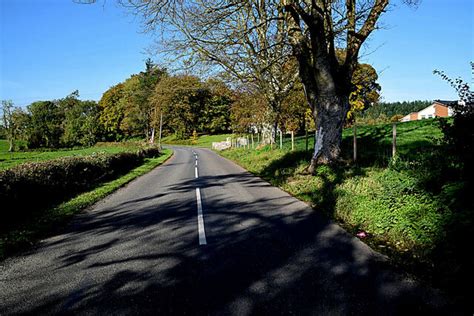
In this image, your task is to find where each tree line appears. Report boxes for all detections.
[0,60,232,150]
[1,92,100,151]
[3,54,385,151]
[359,100,433,124]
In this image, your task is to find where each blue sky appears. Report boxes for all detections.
[0,0,472,107]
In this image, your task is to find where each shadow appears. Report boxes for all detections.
[11,195,454,315]
[229,133,472,310]
[0,152,465,314]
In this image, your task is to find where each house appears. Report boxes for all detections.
[399,100,455,122]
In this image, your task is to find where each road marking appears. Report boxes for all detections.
[195,160,198,166]
[195,166,199,178]
[196,188,207,245]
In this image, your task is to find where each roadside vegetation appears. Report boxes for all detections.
[220,117,472,305]
[0,148,172,259]
[0,139,145,170]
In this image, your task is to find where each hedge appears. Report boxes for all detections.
[0,147,161,231]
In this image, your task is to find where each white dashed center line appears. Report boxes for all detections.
[196,187,207,245]
[193,151,207,245]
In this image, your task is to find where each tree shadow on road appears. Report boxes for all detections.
[1,168,460,315]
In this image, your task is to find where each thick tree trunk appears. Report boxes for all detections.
[308,94,350,174]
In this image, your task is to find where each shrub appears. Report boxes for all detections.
[0,147,161,231]
[335,169,448,252]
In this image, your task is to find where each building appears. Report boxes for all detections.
[399,100,455,122]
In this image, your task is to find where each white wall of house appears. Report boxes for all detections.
[417,104,436,119]
[400,114,411,122]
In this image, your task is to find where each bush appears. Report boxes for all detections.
[335,169,448,252]
[0,147,161,231]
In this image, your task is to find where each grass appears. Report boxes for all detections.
[162,133,233,148]
[0,140,144,170]
[0,148,173,260]
[279,118,444,163]
[219,118,471,304]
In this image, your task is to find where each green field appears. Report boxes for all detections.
[277,118,444,162]
[0,140,144,170]
[162,134,233,148]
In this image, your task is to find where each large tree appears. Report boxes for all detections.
[99,83,126,140]
[151,74,208,139]
[27,100,64,148]
[1,100,20,152]
[99,0,299,142]
[282,0,395,170]
[60,91,101,147]
[85,0,413,170]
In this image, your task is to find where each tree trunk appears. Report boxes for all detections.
[8,137,14,152]
[273,120,278,145]
[308,94,350,174]
[150,127,155,144]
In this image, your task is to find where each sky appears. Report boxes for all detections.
[0,0,473,107]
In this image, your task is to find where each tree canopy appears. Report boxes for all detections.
[89,0,414,170]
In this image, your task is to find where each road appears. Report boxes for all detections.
[0,147,455,314]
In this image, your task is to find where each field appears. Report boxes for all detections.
[162,134,233,148]
[275,118,444,161]
[0,140,143,170]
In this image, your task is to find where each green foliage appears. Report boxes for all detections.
[198,79,232,134]
[336,169,446,250]
[152,75,232,139]
[27,100,64,148]
[0,146,162,232]
[98,61,167,141]
[360,100,432,124]
[12,91,103,149]
[347,63,381,121]
[152,75,202,139]
[0,148,172,259]
[99,83,126,140]
[434,65,474,186]
[60,92,102,147]
[0,140,143,170]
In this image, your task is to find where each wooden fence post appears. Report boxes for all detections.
[353,123,357,163]
[279,130,283,149]
[305,129,308,151]
[291,131,294,151]
[392,123,397,158]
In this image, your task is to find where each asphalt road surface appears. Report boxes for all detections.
[0,147,459,315]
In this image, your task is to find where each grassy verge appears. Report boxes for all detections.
[0,140,144,170]
[219,119,471,305]
[0,148,173,260]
